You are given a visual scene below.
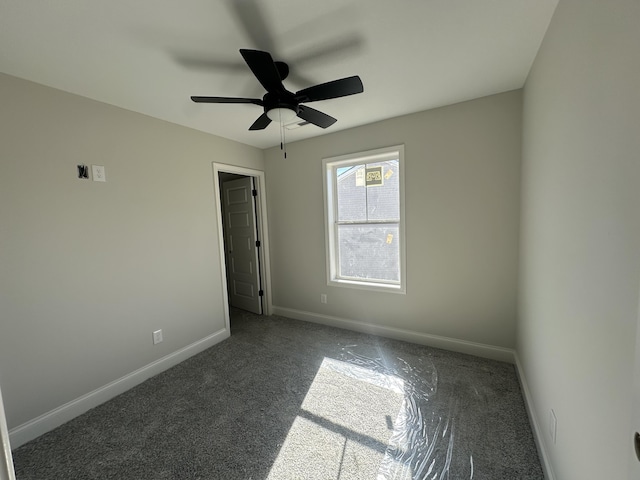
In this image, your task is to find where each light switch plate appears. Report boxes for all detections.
[92,165,106,182]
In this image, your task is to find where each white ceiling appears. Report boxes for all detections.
[0,0,558,149]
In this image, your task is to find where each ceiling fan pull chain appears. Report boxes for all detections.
[278,115,287,159]
[283,122,287,159]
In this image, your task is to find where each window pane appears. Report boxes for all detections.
[365,160,400,221]
[336,160,400,223]
[337,224,400,282]
[337,165,366,222]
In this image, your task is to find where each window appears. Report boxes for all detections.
[323,145,406,293]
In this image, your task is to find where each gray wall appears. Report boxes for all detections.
[518,0,640,478]
[264,90,522,349]
[0,73,263,430]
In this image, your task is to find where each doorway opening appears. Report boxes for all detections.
[213,163,272,331]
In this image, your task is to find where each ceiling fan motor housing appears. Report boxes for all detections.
[263,91,299,116]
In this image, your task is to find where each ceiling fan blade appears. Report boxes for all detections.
[290,36,364,69]
[295,76,363,103]
[191,96,263,106]
[225,0,276,53]
[249,113,272,130]
[297,105,337,129]
[174,55,245,72]
[240,49,286,93]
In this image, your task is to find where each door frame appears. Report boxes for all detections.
[0,384,16,480]
[213,163,272,328]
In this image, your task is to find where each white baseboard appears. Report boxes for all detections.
[514,353,555,480]
[272,306,516,364]
[9,328,230,448]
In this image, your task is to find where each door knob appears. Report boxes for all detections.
[635,432,640,462]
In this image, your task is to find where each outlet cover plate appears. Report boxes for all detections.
[92,165,106,182]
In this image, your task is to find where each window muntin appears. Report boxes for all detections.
[323,146,405,293]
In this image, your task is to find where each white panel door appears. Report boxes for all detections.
[222,177,262,314]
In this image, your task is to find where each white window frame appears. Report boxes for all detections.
[322,145,406,294]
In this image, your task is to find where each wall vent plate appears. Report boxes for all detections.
[285,120,310,130]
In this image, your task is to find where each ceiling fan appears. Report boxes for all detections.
[191,49,364,131]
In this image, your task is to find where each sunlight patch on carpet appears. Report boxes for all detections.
[267,357,404,479]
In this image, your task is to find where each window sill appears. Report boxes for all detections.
[328,278,406,295]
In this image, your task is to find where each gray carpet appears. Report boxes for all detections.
[12,309,544,479]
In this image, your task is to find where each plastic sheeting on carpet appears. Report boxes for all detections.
[338,345,472,480]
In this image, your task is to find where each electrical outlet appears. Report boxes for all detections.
[152,329,163,345]
[549,409,557,444]
[320,294,327,304]
[92,165,106,182]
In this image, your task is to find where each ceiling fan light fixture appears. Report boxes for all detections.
[266,107,298,124]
